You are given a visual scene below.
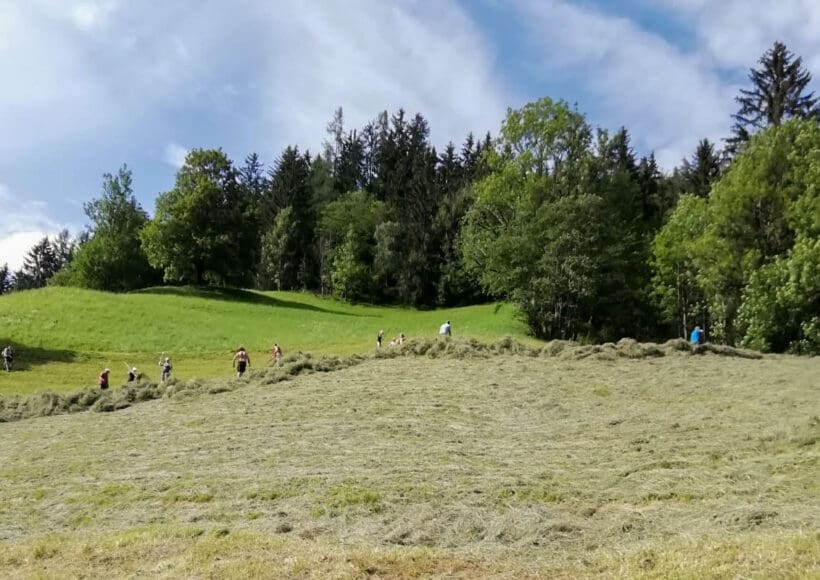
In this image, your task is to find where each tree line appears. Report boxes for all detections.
[2,42,817,353]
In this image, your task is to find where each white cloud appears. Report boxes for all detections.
[252,1,510,151]
[0,184,75,271]
[1,0,509,248]
[71,3,102,31]
[0,1,508,163]
[0,232,52,271]
[664,0,820,72]
[7,0,815,223]
[512,0,736,170]
[164,143,189,169]
[510,0,820,170]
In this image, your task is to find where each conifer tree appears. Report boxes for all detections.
[729,41,819,151]
[680,139,722,198]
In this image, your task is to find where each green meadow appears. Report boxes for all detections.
[0,286,530,394]
[0,287,817,577]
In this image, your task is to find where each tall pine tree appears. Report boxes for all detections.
[729,41,819,152]
[679,139,722,198]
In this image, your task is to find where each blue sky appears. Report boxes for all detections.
[1,0,819,270]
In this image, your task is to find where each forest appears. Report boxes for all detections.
[2,42,818,354]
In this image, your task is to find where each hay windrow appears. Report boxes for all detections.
[0,337,763,423]
[0,351,816,577]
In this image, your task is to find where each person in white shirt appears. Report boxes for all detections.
[439,320,451,337]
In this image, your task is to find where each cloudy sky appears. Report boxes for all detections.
[1,0,819,270]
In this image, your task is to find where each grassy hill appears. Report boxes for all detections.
[0,345,817,577]
[0,286,531,394]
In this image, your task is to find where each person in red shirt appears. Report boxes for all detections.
[98,368,110,390]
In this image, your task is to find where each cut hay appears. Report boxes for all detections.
[0,337,765,423]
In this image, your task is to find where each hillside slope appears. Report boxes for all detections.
[0,350,817,577]
[0,287,529,394]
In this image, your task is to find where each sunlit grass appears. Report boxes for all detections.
[0,286,531,394]
[0,349,817,577]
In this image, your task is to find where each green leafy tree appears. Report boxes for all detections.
[697,119,819,344]
[729,41,819,152]
[461,98,613,339]
[735,121,820,352]
[141,149,258,286]
[317,190,384,299]
[57,166,159,291]
[372,220,402,301]
[258,207,296,291]
[738,235,819,353]
[651,195,710,337]
[330,230,371,301]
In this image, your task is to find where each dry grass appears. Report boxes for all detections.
[0,346,817,577]
[0,527,815,579]
[0,337,763,423]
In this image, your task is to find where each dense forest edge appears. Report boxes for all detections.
[1,41,818,354]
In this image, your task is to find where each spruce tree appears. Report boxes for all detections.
[680,139,722,198]
[729,41,819,152]
[0,263,10,294]
[14,236,59,289]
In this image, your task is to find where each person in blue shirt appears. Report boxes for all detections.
[690,325,704,346]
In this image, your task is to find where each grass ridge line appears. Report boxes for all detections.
[0,337,761,423]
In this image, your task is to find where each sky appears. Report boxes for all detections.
[1,0,819,270]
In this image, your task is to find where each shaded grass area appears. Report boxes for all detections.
[0,341,78,372]
[0,286,531,393]
[0,349,817,576]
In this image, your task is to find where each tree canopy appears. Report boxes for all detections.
[6,42,817,354]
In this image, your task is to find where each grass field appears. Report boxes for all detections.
[0,343,818,577]
[0,286,531,394]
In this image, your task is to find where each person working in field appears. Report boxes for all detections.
[2,345,13,372]
[127,367,139,382]
[233,346,251,377]
[439,320,452,337]
[98,368,110,390]
[271,343,282,363]
[690,325,704,353]
[377,330,384,348]
[159,356,172,382]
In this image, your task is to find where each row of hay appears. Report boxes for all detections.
[0,381,166,423]
[0,337,761,423]
[375,336,763,361]
[0,352,367,423]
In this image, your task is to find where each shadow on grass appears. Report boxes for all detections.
[0,339,78,372]
[132,286,370,317]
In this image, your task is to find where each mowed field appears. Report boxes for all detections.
[0,344,818,578]
[0,286,530,395]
